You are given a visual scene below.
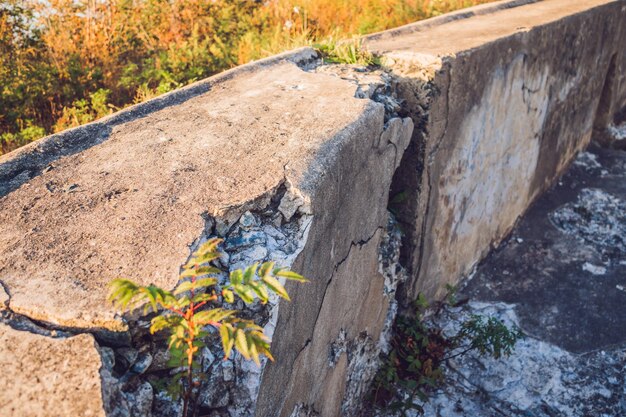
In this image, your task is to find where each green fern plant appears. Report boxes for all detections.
[108,237,307,417]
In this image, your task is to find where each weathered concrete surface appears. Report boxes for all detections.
[1,0,625,416]
[366,0,626,301]
[0,61,388,333]
[0,52,413,415]
[373,145,626,417]
[0,323,106,417]
[464,146,626,354]
[256,113,412,417]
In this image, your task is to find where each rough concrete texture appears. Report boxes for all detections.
[366,0,626,301]
[255,112,412,417]
[0,61,393,333]
[0,52,413,415]
[375,146,626,417]
[0,323,106,417]
[1,0,625,416]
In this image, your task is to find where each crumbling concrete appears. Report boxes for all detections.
[0,0,625,416]
[366,0,626,301]
[0,323,106,417]
[0,48,413,416]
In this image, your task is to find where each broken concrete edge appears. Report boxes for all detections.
[0,47,319,198]
[367,0,626,303]
[0,322,108,417]
[363,0,538,43]
[0,56,416,416]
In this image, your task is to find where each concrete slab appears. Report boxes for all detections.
[365,0,626,302]
[0,323,105,417]
[367,0,619,56]
[0,62,374,333]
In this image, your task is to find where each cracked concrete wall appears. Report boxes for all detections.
[1,1,625,417]
[0,44,413,416]
[366,0,626,301]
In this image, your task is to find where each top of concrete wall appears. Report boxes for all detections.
[0,58,384,333]
[0,0,622,338]
[366,0,620,55]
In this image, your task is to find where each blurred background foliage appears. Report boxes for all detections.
[0,0,489,155]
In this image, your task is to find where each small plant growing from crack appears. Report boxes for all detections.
[109,238,307,417]
[370,290,524,415]
[314,37,381,66]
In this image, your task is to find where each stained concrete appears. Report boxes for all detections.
[0,62,381,333]
[0,0,625,416]
[366,0,626,302]
[463,145,626,354]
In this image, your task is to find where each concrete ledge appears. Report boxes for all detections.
[0,0,624,416]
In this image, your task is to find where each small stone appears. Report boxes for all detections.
[201,347,216,371]
[222,360,234,382]
[224,230,266,250]
[99,347,116,371]
[215,219,231,237]
[278,180,307,221]
[131,352,153,374]
[126,381,153,417]
[582,262,606,276]
[65,183,80,193]
[149,350,171,372]
[116,347,138,367]
[239,211,257,229]
[199,365,230,409]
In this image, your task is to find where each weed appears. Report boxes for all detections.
[108,237,307,417]
[314,38,381,66]
[370,292,523,415]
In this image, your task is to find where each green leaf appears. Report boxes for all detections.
[192,293,216,303]
[180,265,221,279]
[150,314,182,334]
[173,278,217,294]
[262,275,290,301]
[196,238,222,256]
[275,269,308,282]
[194,308,236,325]
[233,284,255,304]
[222,289,234,304]
[249,281,269,303]
[243,263,258,284]
[219,324,234,359]
[258,261,274,279]
[235,329,250,360]
[230,269,243,286]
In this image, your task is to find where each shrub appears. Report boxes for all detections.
[109,237,307,417]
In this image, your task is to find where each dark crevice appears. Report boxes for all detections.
[592,52,618,146]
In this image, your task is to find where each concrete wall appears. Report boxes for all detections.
[0,1,624,417]
[366,0,626,301]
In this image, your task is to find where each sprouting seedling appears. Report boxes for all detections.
[108,237,307,417]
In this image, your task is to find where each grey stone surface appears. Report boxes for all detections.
[0,1,624,416]
[379,146,626,417]
[0,60,387,333]
[412,302,625,417]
